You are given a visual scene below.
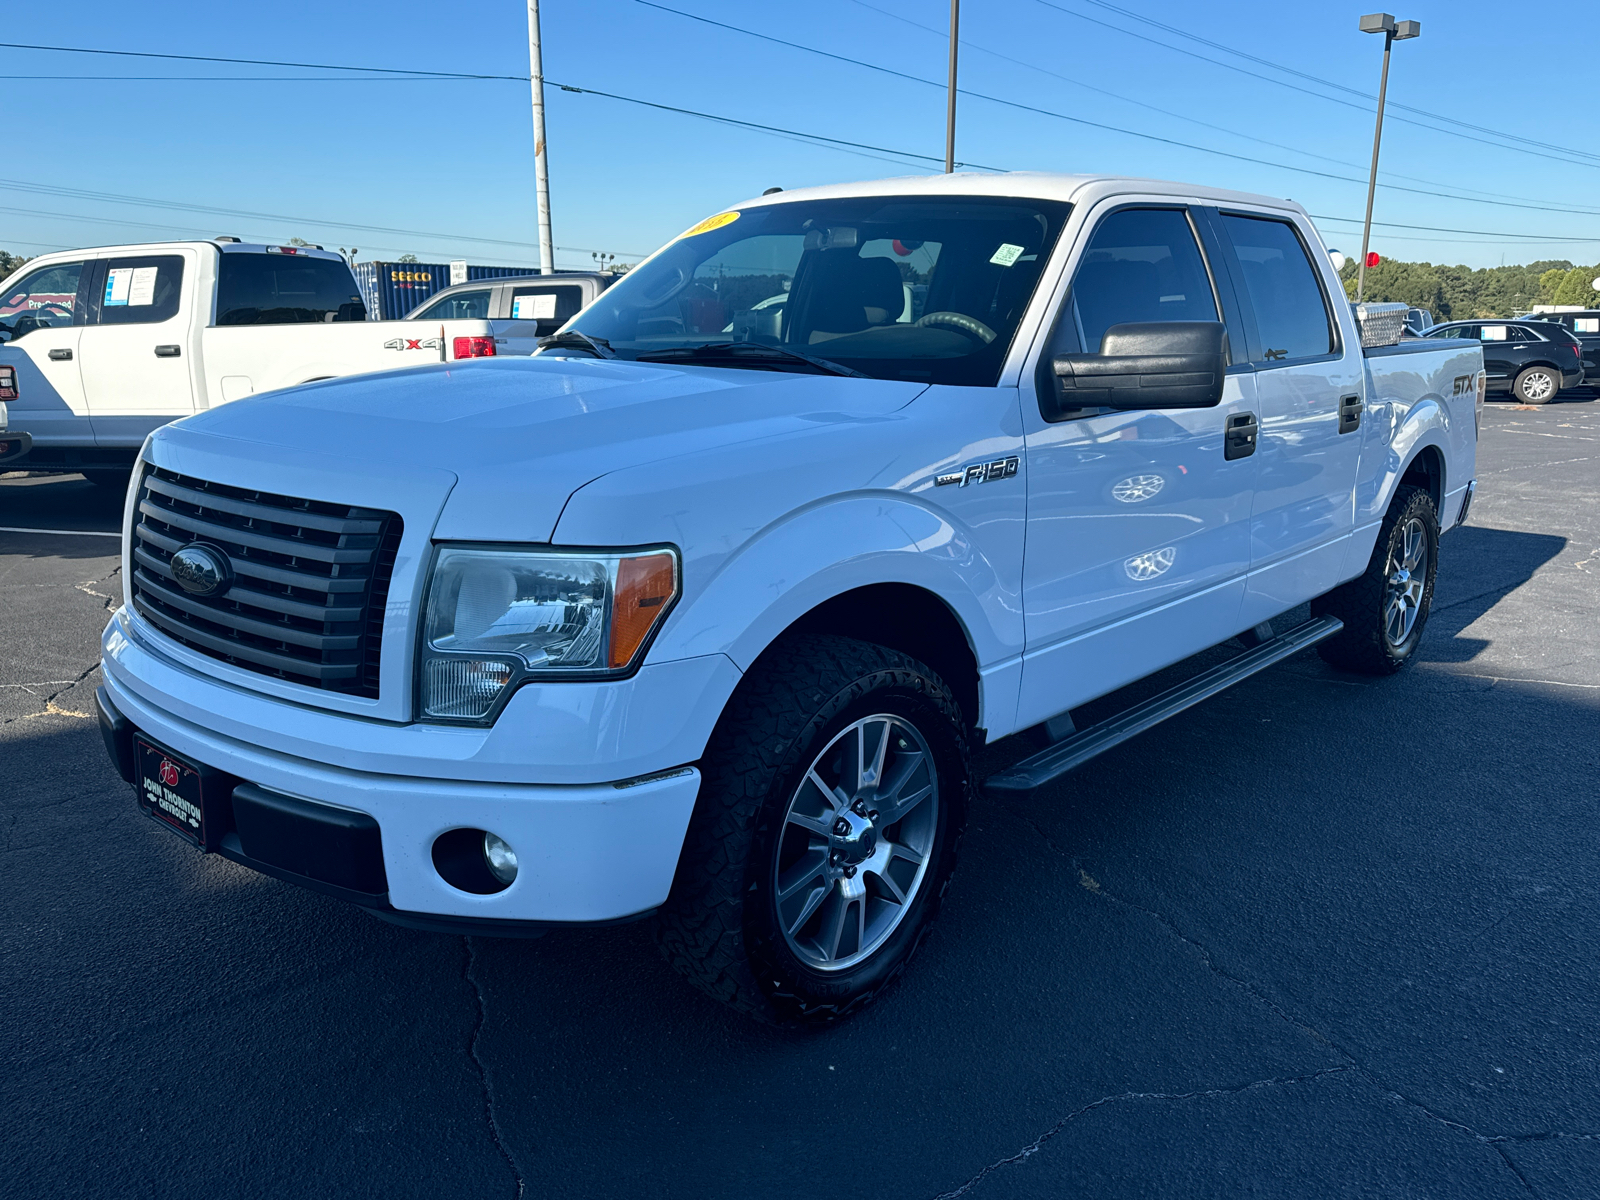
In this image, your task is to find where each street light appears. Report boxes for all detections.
[1355,13,1420,304]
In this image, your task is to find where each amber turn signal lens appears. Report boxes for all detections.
[608,553,678,669]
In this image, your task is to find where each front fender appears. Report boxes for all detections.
[652,493,1017,672]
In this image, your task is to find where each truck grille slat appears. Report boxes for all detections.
[129,465,402,698]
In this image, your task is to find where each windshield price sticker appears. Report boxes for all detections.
[104,266,159,308]
[989,243,1025,267]
[680,211,741,239]
[1482,325,1508,341]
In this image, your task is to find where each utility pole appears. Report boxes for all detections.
[1355,13,1419,303]
[527,0,554,274]
[945,0,959,173]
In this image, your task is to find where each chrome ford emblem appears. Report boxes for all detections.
[170,543,233,597]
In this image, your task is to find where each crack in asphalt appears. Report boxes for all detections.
[463,938,526,1199]
[929,1067,1357,1199]
[0,660,101,726]
[982,799,1547,1197]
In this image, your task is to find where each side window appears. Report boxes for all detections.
[415,289,491,320]
[509,284,586,324]
[0,261,86,342]
[1479,324,1510,342]
[1066,208,1219,353]
[96,256,184,326]
[1218,215,1335,363]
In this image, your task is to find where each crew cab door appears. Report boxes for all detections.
[1204,209,1363,623]
[0,258,91,447]
[1016,203,1259,730]
[79,251,198,448]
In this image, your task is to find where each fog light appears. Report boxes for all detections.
[483,832,518,885]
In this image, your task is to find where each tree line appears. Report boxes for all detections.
[1337,256,1600,319]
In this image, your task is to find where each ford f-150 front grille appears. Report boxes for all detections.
[129,466,403,698]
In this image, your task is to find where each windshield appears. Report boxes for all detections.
[564,196,1072,385]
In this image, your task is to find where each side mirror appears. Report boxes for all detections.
[1051,321,1227,413]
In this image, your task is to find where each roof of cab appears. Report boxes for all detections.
[726,171,1306,219]
[17,240,347,262]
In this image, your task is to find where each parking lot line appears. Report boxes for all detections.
[0,526,121,538]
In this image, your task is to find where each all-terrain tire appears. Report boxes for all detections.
[1513,365,1558,405]
[1312,484,1439,675]
[654,634,970,1025]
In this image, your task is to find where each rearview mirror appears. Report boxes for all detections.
[1051,321,1227,413]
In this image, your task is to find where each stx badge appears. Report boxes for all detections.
[936,456,1019,487]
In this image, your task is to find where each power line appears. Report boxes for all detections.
[551,81,999,172]
[1032,0,1600,170]
[845,0,1600,219]
[635,1,1600,218]
[0,178,651,259]
[0,39,524,80]
[1077,0,1600,165]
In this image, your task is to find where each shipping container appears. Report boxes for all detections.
[352,261,549,319]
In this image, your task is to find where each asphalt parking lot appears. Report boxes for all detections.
[3,395,1597,1199]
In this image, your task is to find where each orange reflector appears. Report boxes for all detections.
[609,553,678,669]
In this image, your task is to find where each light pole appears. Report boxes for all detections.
[945,0,959,173]
[527,0,554,275]
[1355,13,1420,303]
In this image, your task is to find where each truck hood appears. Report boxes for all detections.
[155,357,927,542]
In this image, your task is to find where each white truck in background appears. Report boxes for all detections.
[0,241,562,485]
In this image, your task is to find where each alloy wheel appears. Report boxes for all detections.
[1383,516,1428,647]
[773,714,939,972]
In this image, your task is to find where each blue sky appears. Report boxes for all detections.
[5,0,1597,271]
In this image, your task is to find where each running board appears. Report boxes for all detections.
[983,615,1344,800]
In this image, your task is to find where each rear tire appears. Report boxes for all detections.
[655,634,969,1024]
[1513,366,1557,404]
[1313,485,1439,675]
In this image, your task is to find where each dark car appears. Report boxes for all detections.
[1422,319,1584,404]
[1520,310,1600,385]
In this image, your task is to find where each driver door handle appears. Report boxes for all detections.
[49,348,73,361]
[1224,411,1258,461]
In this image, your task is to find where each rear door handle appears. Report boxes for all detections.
[1338,393,1363,435]
[154,345,181,358]
[48,348,73,361]
[1224,411,1258,461]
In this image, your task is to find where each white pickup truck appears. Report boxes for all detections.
[96,174,1482,1024]
[0,241,520,483]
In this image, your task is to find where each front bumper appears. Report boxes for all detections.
[100,609,711,926]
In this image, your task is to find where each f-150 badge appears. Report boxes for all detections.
[936,456,1019,487]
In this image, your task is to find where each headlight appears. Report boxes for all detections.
[419,545,679,721]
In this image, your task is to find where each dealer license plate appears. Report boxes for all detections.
[135,737,209,847]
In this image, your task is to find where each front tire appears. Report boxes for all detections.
[1513,366,1558,404]
[655,635,969,1024]
[1313,484,1439,674]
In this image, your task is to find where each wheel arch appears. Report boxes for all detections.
[1398,442,1445,512]
[780,583,981,732]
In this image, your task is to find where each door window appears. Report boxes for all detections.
[509,284,585,324]
[1067,208,1219,354]
[1218,215,1335,363]
[94,256,184,326]
[414,289,492,321]
[0,261,85,342]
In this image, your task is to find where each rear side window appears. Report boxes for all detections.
[1067,208,1218,353]
[96,255,184,325]
[509,284,585,324]
[0,260,85,341]
[1219,214,1335,362]
[216,254,365,326]
[413,289,491,320]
